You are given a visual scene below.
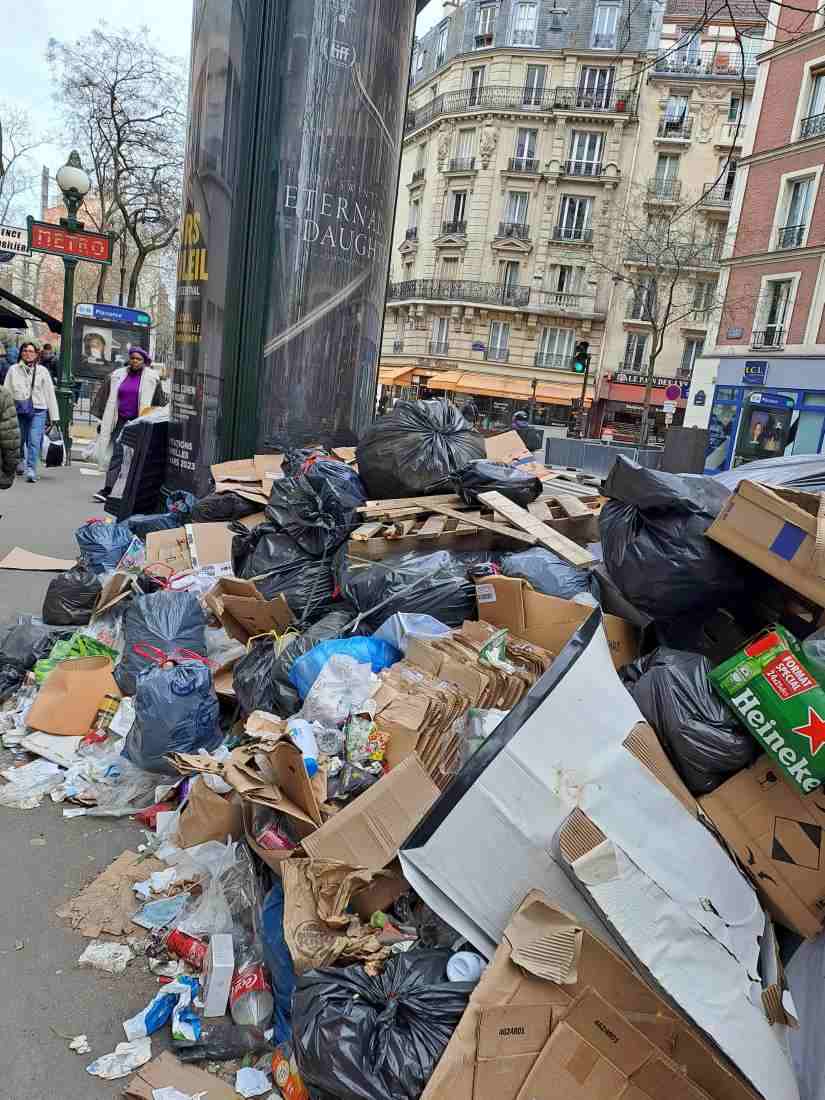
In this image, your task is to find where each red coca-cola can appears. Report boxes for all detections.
[164,929,208,970]
[230,963,274,1027]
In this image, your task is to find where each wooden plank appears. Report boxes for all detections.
[553,492,591,518]
[357,493,462,514]
[477,491,595,567]
[427,502,536,547]
[419,516,448,538]
[527,500,552,521]
[351,522,386,541]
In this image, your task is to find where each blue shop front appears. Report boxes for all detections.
[703,357,825,473]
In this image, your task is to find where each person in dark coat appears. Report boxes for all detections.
[0,384,21,488]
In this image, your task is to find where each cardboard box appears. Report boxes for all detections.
[203,933,234,1017]
[177,778,243,848]
[701,755,825,938]
[205,577,294,644]
[476,576,638,669]
[707,480,825,606]
[146,523,234,574]
[423,891,761,1100]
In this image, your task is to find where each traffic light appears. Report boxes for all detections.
[572,340,590,374]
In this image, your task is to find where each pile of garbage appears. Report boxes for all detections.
[4,398,825,1100]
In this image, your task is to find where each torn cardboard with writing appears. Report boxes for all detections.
[124,1051,238,1100]
[56,850,165,938]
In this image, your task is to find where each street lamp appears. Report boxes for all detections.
[55,150,91,457]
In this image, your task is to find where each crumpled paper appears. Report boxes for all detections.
[87,1037,152,1080]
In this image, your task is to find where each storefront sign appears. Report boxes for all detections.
[743,361,769,385]
[0,223,30,259]
[76,303,150,327]
[694,390,707,406]
[749,391,794,409]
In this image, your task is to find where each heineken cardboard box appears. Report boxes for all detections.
[711,625,825,795]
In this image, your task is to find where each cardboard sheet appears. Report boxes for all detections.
[124,1051,238,1100]
[56,850,165,937]
[400,610,797,1100]
[0,547,76,571]
[146,523,234,573]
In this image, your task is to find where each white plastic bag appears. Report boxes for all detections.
[300,654,376,726]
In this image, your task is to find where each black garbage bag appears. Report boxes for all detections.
[232,525,338,624]
[0,622,62,669]
[0,662,23,702]
[42,564,102,626]
[116,590,208,695]
[75,520,134,575]
[622,647,758,794]
[501,548,590,601]
[282,447,330,477]
[304,458,367,511]
[456,460,542,508]
[125,658,222,775]
[335,548,477,631]
[293,950,472,1100]
[191,491,261,523]
[266,474,357,557]
[357,399,484,499]
[600,457,744,622]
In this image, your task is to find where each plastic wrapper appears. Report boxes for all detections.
[621,647,759,795]
[357,398,485,499]
[232,526,339,624]
[500,548,590,601]
[326,762,380,803]
[266,474,359,557]
[0,759,63,808]
[373,613,452,653]
[42,564,102,626]
[116,590,208,695]
[292,949,472,1100]
[599,457,745,622]
[75,520,134,575]
[448,708,509,773]
[125,658,222,776]
[455,460,542,508]
[300,656,376,726]
[191,491,261,523]
[335,549,478,631]
[289,637,400,699]
[34,632,118,684]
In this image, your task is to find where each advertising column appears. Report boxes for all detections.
[255,0,416,450]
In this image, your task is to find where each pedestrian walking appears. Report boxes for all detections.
[94,346,166,502]
[39,343,59,383]
[0,382,21,489]
[4,340,60,483]
[461,399,479,426]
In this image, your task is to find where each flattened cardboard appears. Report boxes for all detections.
[26,656,120,737]
[210,458,258,482]
[485,431,533,465]
[0,547,76,571]
[92,570,133,620]
[146,523,233,573]
[177,779,243,848]
[700,756,825,939]
[205,577,294,644]
[477,1004,554,1059]
[476,576,638,669]
[56,850,166,938]
[124,1051,238,1100]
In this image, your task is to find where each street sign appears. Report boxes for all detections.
[27,218,114,265]
[664,384,681,400]
[0,223,30,258]
[75,303,151,327]
[743,360,769,385]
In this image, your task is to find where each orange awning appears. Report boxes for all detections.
[428,371,591,407]
[378,366,415,386]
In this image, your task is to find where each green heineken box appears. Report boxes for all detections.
[711,625,825,795]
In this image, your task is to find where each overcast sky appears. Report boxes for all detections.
[0,1,439,221]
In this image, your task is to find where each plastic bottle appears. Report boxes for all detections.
[229,935,274,1028]
[286,718,319,777]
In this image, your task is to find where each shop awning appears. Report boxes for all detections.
[0,304,27,329]
[0,287,62,334]
[378,366,416,386]
[428,370,592,407]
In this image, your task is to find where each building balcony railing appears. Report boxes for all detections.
[776,223,806,249]
[387,278,531,308]
[498,221,531,240]
[653,49,759,78]
[552,224,593,243]
[657,117,693,139]
[624,240,724,267]
[411,168,426,184]
[553,87,635,113]
[532,290,596,313]
[508,156,540,173]
[562,159,604,177]
[801,112,825,140]
[535,352,577,370]
[447,157,476,172]
[751,327,785,349]
[428,340,450,356]
[486,347,510,362]
[440,219,467,236]
[405,227,418,241]
[647,177,682,200]
[701,182,733,207]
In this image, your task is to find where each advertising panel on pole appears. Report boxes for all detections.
[0,223,31,259]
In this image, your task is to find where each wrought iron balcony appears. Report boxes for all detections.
[428,340,450,356]
[498,221,531,240]
[411,168,426,184]
[387,278,531,308]
[405,226,418,241]
[647,177,682,200]
[532,290,596,313]
[440,219,467,236]
[653,49,759,78]
[801,112,825,139]
[562,159,604,177]
[552,224,593,243]
[701,182,733,207]
[485,347,510,362]
[657,116,693,139]
[553,87,635,113]
[535,352,577,370]
[508,156,540,173]
[776,223,806,249]
[624,240,723,267]
[447,157,476,172]
[751,327,785,349]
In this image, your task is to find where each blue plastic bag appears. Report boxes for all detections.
[500,548,590,601]
[124,658,221,775]
[289,637,401,699]
[116,590,208,695]
[262,880,296,1045]
[75,521,133,575]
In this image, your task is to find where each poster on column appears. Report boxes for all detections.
[257,0,416,451]
[167,0,246,494]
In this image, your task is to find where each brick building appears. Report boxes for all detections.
[687,0,825,470]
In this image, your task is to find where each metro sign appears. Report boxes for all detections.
[26,217,114,265]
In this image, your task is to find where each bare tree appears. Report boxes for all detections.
[48,24,185,307]
[0,104,42,224]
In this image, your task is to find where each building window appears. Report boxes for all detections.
[567,131,604,175]
[802,72,825,138]
[455,128,476,159]
[680,337,704,374]
[623,332,648,369]
[778,176,814,248]
[500,260,521,290]
[675,29,701,66]
[431,315,450,353]
[440,257,459,281]
[514,127,538,168]
[653,152,680,197]
[449,190,467,223]
[592,4,620,48]
[538,327,575,366]
[693,280,715,314]
[510,2,538,46]
[502,191,530,235]
[415,51,425,72]
[488,320,511,360]
[468,66,485,105]
[409,198,420,229]
[628,276,655,320]
[756,279,792,346]
[523,64,547,106]
[435,23,449,67]
[553,265,584,295]
[557,195,593,241]
[728,94,750,124]
[577,66,615,108]
[416,144,427,171]
[477,2,497,44]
